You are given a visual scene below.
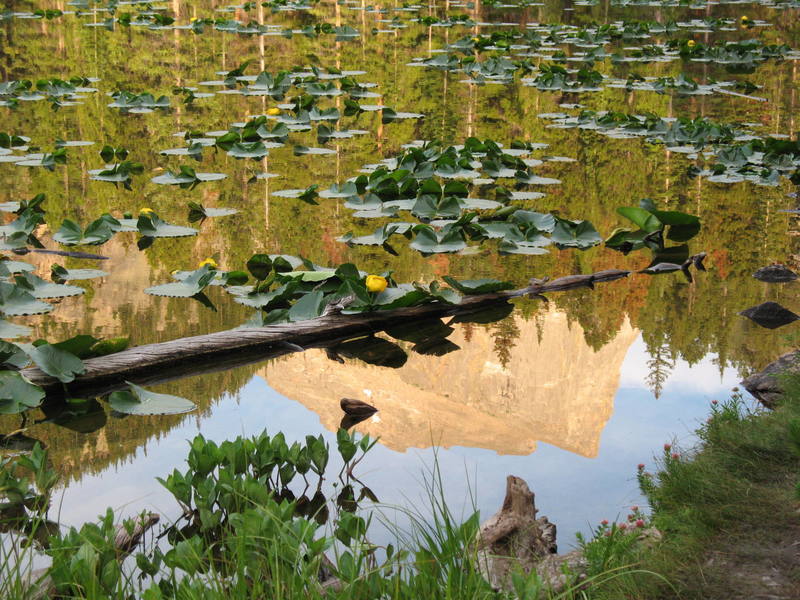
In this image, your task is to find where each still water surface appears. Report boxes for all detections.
[1,0,798,547]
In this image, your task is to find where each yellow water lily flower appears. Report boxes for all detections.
[471,36,480,42]
[266,107,281,116]
[198,257,218,269]
[139,207,155,215]
[365,274,388,293]
[687,40,696,48]
[740,15,749,21]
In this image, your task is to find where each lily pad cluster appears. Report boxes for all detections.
[539,109,800,186]
[0,77,98,110]
[159,65,420,168]
[146,252,513,326]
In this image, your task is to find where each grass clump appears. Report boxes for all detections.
[619,383,800,599]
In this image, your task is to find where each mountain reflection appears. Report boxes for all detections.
[262,310,638,457]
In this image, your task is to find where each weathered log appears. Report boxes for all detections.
[22,269,630,397]
[24,512,160,599]
[477,475,586,595]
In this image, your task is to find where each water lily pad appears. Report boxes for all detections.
[1,261,34,274]
[0,283,53,316]
[151,166,226,187]
[145,266,216,297]
[14,273,84,298]
[442,277,514,294]
[52,268,108,281]
[0,371,44,414]
[409,226,466,254]
[137,214,199,238]
[0,319,32,339]
[24,343,85,383]
[108,381,195,415]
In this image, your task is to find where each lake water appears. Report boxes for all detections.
[1,0,798,550]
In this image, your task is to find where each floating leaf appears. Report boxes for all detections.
[51,334,99,358]
[0,371,44,414]
[187,202,238,222]
[441,277,514,294]
[151,165,226,188]
[51,266,107,281]
[24,343,85,383]
[0,282,53,316]
[137,214,198,238]
[145,266,216,297]
[53,215,119,245]
[288,290,326,321]
[550,219,602,249]
[14,272,84,298]
[0,341,29,369]
[108,381,195,415]
[409,225,466,254]
[0,319,32,339]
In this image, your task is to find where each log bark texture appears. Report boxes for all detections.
[22,270,630,396]
[477,475,586,594]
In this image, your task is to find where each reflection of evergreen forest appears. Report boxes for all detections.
[2,1,800,477]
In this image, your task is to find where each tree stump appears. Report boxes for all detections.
[477,475,586,594]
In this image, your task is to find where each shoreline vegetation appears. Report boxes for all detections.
[2,376,798,599]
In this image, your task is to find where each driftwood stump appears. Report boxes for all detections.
[477,476,586,594]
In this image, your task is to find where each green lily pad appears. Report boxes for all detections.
[409,225,466,254]
[0,319,32,339]
[550,219,603,249]
[0,371,44,414]
[145,266,216,297]
[498,239,550,255]
[0,283,53,316]
[1,261,35,274]
[53,216,118,245]
[137,214,199,238]
[287,290,326,321]
[24,343,85,383]
[14,272,84,299]
[187,202,239,222]
[51,267,107,281]
[442,277,514,294]
[108,381,195,415]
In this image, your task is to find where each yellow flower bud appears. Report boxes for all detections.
[139,207,155,215]
[365,274,388,293]
[266,107,281,116]
[740,15,748,21]
[471,36,480,42]
[687,40,696,47]
[198,257,218,269]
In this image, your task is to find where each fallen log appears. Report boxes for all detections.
[22,269,630,397]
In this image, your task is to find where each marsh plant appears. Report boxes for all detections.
[0,428,653,600]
